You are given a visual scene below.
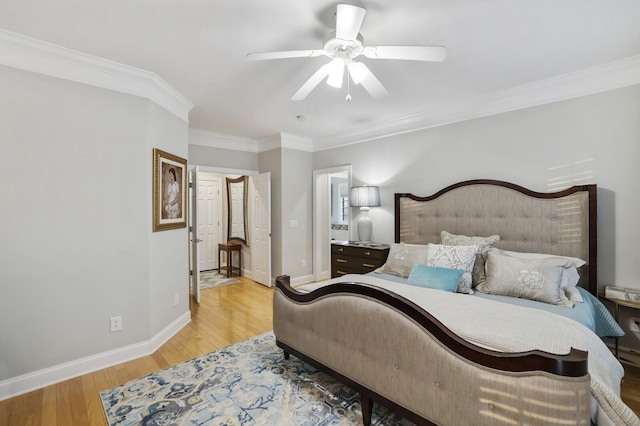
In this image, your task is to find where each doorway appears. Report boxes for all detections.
[312,165,352,281]
[189,167,272,303]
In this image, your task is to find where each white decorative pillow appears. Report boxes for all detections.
[426,244,478,294]
[561,267,583,303]
[440,231,500,287]
[486,249,585,303]
[479,250,574,307]
[375,243,429,278]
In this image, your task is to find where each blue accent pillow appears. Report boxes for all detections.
[407,263,465,292]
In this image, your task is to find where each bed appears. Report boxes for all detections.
[273,179,638,425]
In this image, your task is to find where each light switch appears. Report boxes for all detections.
[289,219,298,228]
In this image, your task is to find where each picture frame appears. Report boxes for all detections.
[153,148,188,232]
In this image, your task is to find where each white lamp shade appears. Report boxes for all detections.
[350,186,380,207]
[347,61,369,84]
[326,59,345,88]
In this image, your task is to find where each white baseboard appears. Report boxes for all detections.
[0,311,191,401]
[290,274,315,286]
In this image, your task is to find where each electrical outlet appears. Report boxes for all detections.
[110,316,122,332]
[630,318,640,333]
[174,293,180,307]
[301,259,306,268]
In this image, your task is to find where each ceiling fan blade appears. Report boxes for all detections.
[335,4,366,41]
[357,64,389,99]
[363,45,446,62]
[291,64,331,100]
[246,50,324,61]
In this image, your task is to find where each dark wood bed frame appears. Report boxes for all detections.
[394,179,597,296]
[274,179,597,425]
[274,275,588,425]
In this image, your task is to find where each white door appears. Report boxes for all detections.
[189,167,201,304]
[197,175,222,272]
[250,172,272,286]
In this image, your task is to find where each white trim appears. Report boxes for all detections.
[0,312,191,401]
[0,28,193,123]
[189,129,259,152]
[257,133,314,153]
[188,131,313,154]
[258,134,283,152]
[192,165,258,176]
[312,165,352,282]
[290,274,315,286]
[188,55,640,153]
[280,133,314,152]
[8,24,636,153]
[313,55,640,151]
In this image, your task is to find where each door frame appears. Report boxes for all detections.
[312,165,352,282]
[189,165,259,284]
[189,166,201,304]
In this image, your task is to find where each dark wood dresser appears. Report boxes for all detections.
[331,241,390,278]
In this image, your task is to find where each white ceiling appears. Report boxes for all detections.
[1,0,639,150]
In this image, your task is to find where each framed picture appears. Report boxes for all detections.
[153,148,188,232]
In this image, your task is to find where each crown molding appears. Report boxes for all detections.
[189,128,259,152]
[280,133,314,152]
[189,130,313,153]
[314,55,640,151]
[257,134,283,152]
[257,132,314,153]
[0,29,193,122]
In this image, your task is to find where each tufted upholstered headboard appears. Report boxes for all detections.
[395,180,597,295]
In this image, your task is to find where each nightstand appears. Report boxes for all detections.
[331,241,390,278]
[599,295,640,359]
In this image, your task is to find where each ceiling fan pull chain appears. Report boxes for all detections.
[346,73,352,101]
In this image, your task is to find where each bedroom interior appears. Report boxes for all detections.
[276,180,639,424]
[1,0,640,424]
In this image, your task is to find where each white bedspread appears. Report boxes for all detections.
[297,275,640,425]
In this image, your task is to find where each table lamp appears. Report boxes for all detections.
[350,186,380,243]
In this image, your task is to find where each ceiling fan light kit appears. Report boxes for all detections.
[326,58,345,88]
[246,4,446,101]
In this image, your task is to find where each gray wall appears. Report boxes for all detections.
[0,65,190,382]
[6,57,634,387]
[314,85,640,291]
[255,147,312,282]
[314,85,640,348]
[281,148,313,279]
[259,149,282,277]
[147,103,191,335]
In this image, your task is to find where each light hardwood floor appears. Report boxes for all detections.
[1,276,639,425]
[0,276,274,425]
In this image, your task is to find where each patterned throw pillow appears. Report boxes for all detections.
[478,250,573,307]
[375,243,429,278]
[440,231,500,288]
[486,249,586,303]
[426,244,478,294]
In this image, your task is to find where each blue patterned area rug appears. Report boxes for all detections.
[100,332,413,425]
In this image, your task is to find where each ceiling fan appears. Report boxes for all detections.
[246,4,446,101]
